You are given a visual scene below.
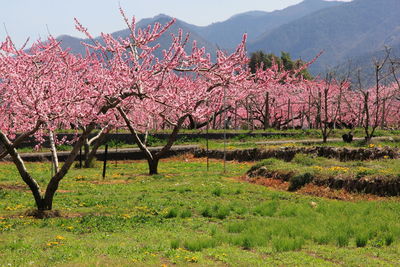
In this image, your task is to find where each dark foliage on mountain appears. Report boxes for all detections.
[248,0,400,74]
[249,51,313,80]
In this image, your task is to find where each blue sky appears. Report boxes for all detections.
[1,0,350,47]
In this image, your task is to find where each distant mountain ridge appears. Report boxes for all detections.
[57,15,218,59]
[248,0,400,74]
[183,0,342,49]
[55,0,400,75]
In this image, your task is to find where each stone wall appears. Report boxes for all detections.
[194,146,400,162]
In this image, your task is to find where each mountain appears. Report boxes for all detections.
[57,0,344,57]
[333,42,400,86]
[248,0,400,74]
[55,0,400,76]
[57,14,218,58]
[187,0,342,49]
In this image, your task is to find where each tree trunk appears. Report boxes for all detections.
[83,139,90,164]
[49,131,59,174]
[264,92,269,130]
[147,158,159,175]
[43,124,95,210]
[83,128,108,168]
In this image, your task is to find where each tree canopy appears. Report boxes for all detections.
[249,51,313,80]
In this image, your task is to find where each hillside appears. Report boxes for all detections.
[248,0,400,74]
[189,0,342,49]
[55,0,400,75]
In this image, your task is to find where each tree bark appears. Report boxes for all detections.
[84,129,108,168]
[147,158,159,175]
[49,131,59,174]
[264,92,269,130]
[117,107,188,175]
[0,131,45,209]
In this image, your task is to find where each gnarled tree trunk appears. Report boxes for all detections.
[118,107,188,175]
[0,124,95,211]
[82,126,109,168]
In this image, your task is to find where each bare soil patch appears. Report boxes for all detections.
[0,183,28,191]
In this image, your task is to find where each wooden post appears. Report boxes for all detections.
[223,86,227,173]
[308,95,312,129]
[317,91,322,129]
[287,99,291,129]
[206,119,209,172]
[102,144,108,180]
[115,128,118,167]
[264,92,269,130]
[206,101,210,172]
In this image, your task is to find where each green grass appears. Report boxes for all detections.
[250,154,400,184]
[1,158,400,266]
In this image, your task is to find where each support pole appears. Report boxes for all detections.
[102,144,108,180]
[223,86,227,174]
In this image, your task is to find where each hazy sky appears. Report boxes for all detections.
[1,0,350,47]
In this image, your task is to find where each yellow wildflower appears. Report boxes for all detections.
[47,241,59,246]
[55,235,65,240]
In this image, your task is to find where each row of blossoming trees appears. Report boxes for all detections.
[0,10,399,212]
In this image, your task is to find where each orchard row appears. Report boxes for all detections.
[0,9,399,211]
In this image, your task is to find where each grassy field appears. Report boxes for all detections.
[1,156,400,266]
[248,154,400,193]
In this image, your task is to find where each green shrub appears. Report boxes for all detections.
[183,238,217,252]
[235,188,242,195]
[107,139,126,148]
[356,235,368,247]
[242,237,253,250]
[212,187,222,197]
[145,136,163,147]
[314,234,331,245]
[227,222,245,233]
[336,235,349,247]
[254,201,278,217]
[0,189,7,199]
[170,239,180,249]
[272,237,304,252]
[180,209,192,218]
[201,206,212,218]
[292,154,316,166]
[385,234,394,246]
[201,204,230,219]
[247,158,279,174]
[216,206,230,219]
[165,208,178,218]
[356,168,376,178]
[56,144,71,151]
[289,172,313,191]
